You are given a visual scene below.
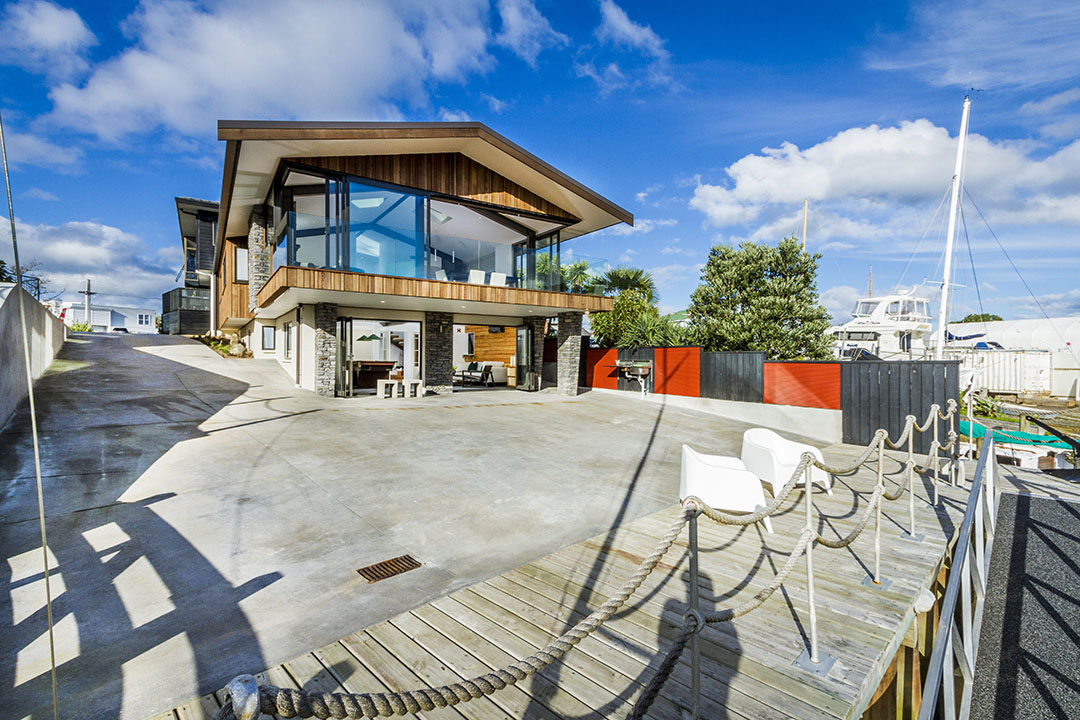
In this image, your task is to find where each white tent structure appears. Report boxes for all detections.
[946,316,1080,352]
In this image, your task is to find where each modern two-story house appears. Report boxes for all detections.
[211,121,631,396]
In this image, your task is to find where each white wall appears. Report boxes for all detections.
[0,284,67,429]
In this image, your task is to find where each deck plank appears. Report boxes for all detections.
[165,446,986,720]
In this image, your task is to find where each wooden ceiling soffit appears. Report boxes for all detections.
[292,153,578,222]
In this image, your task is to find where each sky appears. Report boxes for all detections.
[1,0,1078,323]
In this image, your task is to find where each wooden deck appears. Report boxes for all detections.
[157,447,976,720]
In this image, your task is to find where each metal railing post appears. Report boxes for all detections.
[689,510,700,720]
[932,410,941,505]
[908,420,916,538]
[950,410,958,487]
[874,439,883,584]
[805,460,819,663]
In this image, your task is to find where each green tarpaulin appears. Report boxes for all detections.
[960,419,1072,449]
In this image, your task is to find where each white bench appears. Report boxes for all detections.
[405,379,425,397]
[376,379,399,399]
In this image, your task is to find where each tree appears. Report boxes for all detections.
[688,237,833,360]
[619,312,696,348]
[959,312,1002,323]
[590,288,654,348]
[0,258,12,282]
[595,266,658,303]
[562,259,593,294]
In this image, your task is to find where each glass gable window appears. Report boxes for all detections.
[269,164,605,293]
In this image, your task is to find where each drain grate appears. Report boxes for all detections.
[357,554,422,583]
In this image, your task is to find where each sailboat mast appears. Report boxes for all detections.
[933,95,971,360]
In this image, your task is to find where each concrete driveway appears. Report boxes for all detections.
[1,334,776,719]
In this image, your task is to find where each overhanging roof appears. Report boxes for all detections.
[175,196,218,247]
[213,121,633,270]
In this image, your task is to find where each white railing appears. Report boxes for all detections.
[918,430,999,720]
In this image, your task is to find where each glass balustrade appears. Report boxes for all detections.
[271,212,606,294]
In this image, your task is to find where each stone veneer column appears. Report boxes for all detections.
[314,303,337,397]
[525,316,547,391]
[423,311,455,395]
[247,204,271,312]
[557,312,583,396]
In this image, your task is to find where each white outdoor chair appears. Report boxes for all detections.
[468,269,486,284]
[434,269,448,281]
[489,272,507,286]
[741,428,832,496]
[680,445,773,533]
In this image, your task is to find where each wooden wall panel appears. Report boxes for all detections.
[763,361,842,410]
[257,266,612,313]
[464,325,517,366]
[294,153,576,220]
[219,237,252,326]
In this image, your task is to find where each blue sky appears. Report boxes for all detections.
[1,0,1078,322]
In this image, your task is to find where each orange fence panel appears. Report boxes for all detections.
[584,348,619,390]
[654,347,701,397]
[763,362,842,409]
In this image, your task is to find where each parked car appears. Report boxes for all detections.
[110,327,129,333]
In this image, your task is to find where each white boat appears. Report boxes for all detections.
[829,292,934,359]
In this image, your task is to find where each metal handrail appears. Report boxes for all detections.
[918,430,997,720]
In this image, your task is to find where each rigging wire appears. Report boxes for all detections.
[959,204,985,318]
[894,183,952,293]
[0,110,59,720]
[964,188,1080,368]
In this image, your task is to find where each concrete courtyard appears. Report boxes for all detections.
[2,334,795,719]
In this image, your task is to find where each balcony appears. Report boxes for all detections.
[271,210,609,295]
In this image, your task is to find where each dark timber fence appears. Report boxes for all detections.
[700,351,764,403]
[840,360,960,455]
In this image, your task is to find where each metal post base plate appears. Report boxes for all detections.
[794,648,837,677]
[900,530,926,542]
[861,575,894,592]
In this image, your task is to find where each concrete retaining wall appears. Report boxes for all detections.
[0,284,66,429]
[587,386,843,444]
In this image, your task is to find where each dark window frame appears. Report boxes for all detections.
[262,325,275,351]
[235,246,249,283]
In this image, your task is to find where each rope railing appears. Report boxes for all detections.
[214,400,961,720]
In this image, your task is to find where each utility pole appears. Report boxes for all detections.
[79,278,95,325]
[801,199,808,251]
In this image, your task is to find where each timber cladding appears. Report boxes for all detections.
[293,153,577,220]
[218,237,252,325]
[257,266,613,313]
[463,325,517,366]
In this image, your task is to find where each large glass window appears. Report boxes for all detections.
[428,199,522,285]
[347,181,425,277]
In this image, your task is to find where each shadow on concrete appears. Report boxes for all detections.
[0,334,280,719]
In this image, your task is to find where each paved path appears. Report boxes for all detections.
[1,333,788,720]
[971,491,1080,719]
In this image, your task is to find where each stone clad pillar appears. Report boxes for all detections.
[424,311,454,395]
[557,312,583,396]
[314,303,337,397]
[247,204,271,312]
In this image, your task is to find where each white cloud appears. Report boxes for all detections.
[573,61,627,95]
[494,0,568,68]
[0,0,96,81]
[820,285,861,323]
[437,109,472,122]
[601,217,677,236]
[636,183,660,203]
[1020,88,1080,115]
[596,0,668,62]
[660,238,697,257]
[481,93,509,114]
[869,0,1080,89]
[999,289,1080,319]
[689,119,1080,251]
[45,0,493,141]
[648,262,703,284]
[0,216,176,306]
[22,187,60,202]
[0,130,84,172]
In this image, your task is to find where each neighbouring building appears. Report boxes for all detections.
[161,197,218,335]
[48,301,158,334]
[210,121,631,396]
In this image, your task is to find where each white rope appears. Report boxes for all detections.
[0,108,59,720]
